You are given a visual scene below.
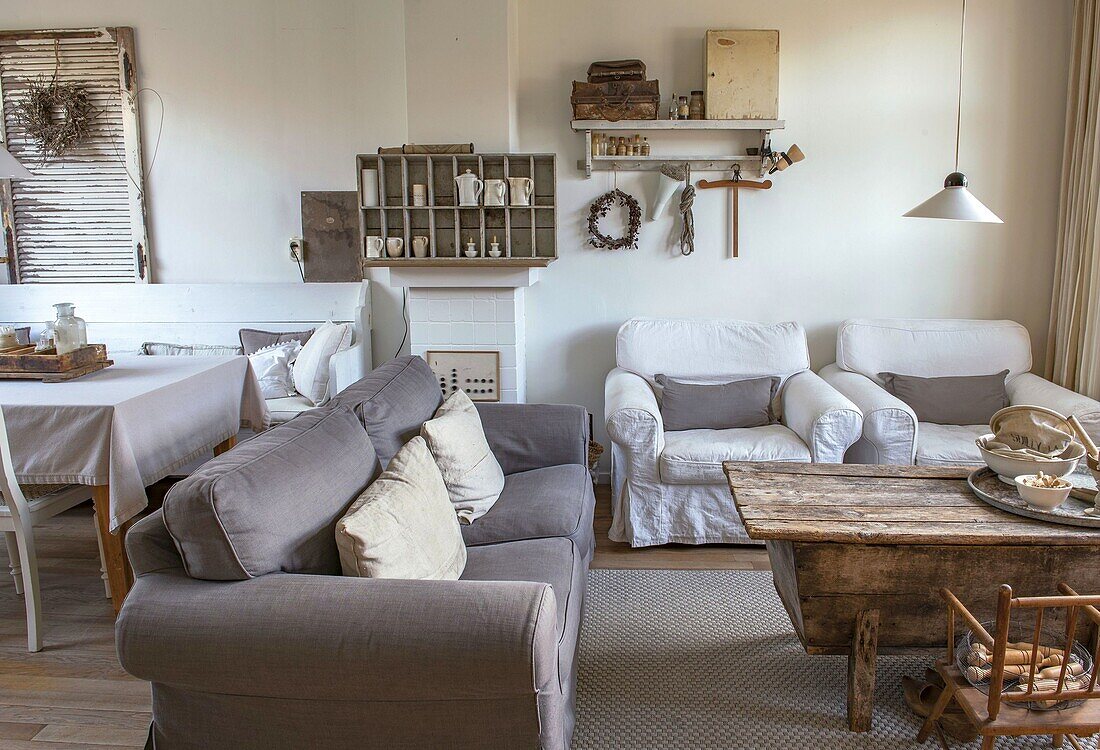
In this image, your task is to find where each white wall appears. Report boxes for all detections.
[0,0,409,360]
[0,0,1075,462]
[516,0,1072,448]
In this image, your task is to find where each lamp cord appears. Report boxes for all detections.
[954,0,966,172]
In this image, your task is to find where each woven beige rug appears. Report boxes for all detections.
[574,569,1096,749]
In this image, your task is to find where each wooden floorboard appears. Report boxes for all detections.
[0,482,767,747]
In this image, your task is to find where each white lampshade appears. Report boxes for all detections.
[904,171,1002,223]
[0,144,32,180]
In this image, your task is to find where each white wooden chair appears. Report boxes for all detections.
[0,406,109,652]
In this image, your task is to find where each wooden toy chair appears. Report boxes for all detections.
[919,584,1100,749]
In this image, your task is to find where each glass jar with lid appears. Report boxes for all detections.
[52,303,87,355]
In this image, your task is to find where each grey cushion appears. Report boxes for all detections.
[239,327,315,356]
[654,374,778,430]
[880,369,1009,425]
[162,407,379,580]
[330,355,443,466]
[461,464,595,556]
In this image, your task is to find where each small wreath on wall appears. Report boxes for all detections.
[587,188,641,250]
[16,79,94,160]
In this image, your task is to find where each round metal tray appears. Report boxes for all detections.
[968,467,1100,528]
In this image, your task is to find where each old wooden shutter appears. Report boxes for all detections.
[0,28,150,283]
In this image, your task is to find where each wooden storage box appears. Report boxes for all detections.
[705,30,779,120]
[571,80,660,121]
[0,344,112,381]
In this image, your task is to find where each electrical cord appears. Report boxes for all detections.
[394,288,409,358]
[293,254,305,282]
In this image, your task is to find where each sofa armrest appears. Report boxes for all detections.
[781,370,863,462]
[818,363,916,464]
[475,403,588,475]
[1008,372,1100,445]
[118,569,558,703]
[604,368,664,478]
[328,342,369,396]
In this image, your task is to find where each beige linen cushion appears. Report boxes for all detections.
[420,390,505,524]
[293,320,352,406]
[335,436,466,579]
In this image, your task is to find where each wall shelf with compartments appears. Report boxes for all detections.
[570,119,785,178]
[356,153,557,269]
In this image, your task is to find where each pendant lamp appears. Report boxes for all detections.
[904,0,1002,223]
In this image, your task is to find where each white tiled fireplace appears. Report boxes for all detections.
[370,267,540,404]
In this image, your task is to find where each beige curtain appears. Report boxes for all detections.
[1048,0,1100,396]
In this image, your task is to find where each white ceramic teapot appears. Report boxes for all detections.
[455,169,484,206]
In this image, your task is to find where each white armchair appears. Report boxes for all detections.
[604,319,863,547]
[819,318,1100,466]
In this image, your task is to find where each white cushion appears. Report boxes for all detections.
[659,425,811,484]
[914,423,986,467]
[616,318,810,386]
[265,394,315,424]
[335,436,466,580]
[249,341,302,399]
[836,318,1033,385]
[293,321,352,406]
[420,390,505,524]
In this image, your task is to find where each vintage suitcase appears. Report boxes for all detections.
[571,79,660,121]
[705,30,779,120]
[587,59,646,83]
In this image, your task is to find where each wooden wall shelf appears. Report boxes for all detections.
[571,119,785,178]
[355,152,557,269]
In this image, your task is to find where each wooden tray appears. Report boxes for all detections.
[0,344,112,382]
[968,467,1100,528]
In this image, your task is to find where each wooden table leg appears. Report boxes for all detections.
[847,608,879,732]
[92,485,131,615]
[214,435,237,456]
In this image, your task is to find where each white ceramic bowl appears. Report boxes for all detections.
[977,434,1084,483]
[1014,474,1072,510]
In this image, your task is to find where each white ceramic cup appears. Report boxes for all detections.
[507,176,533,206]
[364,235,384,258]
[412,184,427,207]
[484,179,507,206]
[412,235,429,258]
[386,237,404,258]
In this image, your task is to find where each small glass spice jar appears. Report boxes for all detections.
[677,96,689,119]
[689,90,704,119]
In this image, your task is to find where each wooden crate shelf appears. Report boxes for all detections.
[356,152,557,268]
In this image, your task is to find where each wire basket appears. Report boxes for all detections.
[955,621,1094,711]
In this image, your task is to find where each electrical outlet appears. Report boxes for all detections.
[289,238,305,262]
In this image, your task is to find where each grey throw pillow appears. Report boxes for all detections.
[239,328,315,356]
[654,374,779,431]
[879,370,1009,425]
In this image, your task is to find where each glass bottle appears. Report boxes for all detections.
[641,137,651,156]
[678,96,689,119]
[52,302,87,355]
[669,93,679,120]
[689,90,704,120]
[36,322,55,353]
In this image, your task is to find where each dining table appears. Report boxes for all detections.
[0,355,267,612]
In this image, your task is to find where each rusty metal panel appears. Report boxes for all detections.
[705,30,780,121]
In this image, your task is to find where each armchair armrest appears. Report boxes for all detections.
[328,342,368,396]
[119,515,558,702]
[1007,372,1100,445]
[818,364,916,464]
[604,368,664,461]
[475,403,588,474]
[781,370,862,462]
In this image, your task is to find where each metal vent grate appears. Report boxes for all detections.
[0,28,148,283]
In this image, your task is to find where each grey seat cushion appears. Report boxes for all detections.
[461,464,595,556]
[163,407,379,580]
[329,355,443,467]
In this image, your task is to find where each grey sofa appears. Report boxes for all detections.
[116,355,594,750]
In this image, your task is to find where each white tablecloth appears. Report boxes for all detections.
[0,356,267,531]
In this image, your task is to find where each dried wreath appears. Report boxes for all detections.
[15,42,95,160]
[587,188,641,250]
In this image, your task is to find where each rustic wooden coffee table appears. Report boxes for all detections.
[723,462,1100,733]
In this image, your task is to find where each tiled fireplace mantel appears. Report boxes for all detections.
[370,267,537,403]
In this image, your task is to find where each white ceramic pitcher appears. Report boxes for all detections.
[507,176,533,206]
[455,169,484,206]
